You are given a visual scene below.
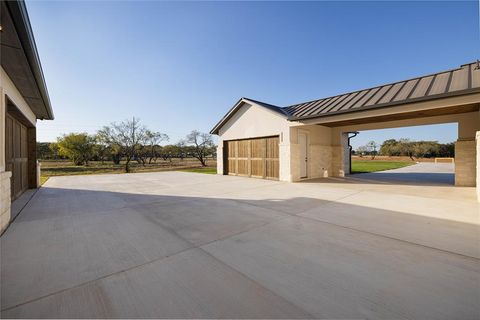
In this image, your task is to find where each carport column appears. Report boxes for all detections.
[331,131,349,177]
[0,86,12,234]
[216,141,223,175]
[455,115,479,187]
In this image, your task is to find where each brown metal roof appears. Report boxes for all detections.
[211,62,480,134]
[284,61,480,120]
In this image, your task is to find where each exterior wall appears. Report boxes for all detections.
[454,110,479,187]
[455,139,476,187]
[216,97,479,186]
[0,171,11,234]
[1,67,36,126]
[0,66,37,233]
[217,102,292,181]
[289,125,333,181]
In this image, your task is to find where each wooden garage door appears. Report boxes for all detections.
[5,113,29,200]
[225,136,279,180]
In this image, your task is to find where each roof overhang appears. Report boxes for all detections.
[298,92,480,127]
[210,97,287,135]
[1,0,54,120]
[287,87,480,122]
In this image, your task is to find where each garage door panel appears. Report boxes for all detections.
[266,137,279,158]
[225,136,279,180]
[227,159,237,175]
[250,159,264,178]
[237,159,249,176]
[251,139,264,158]
[266,159,279,179]
[6,113,29,200]
[237,140,249,158]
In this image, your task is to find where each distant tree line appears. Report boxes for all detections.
[354,138,454,160]
[37,118,216,172]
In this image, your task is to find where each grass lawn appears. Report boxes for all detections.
[39,158,217,184]
[179,167,217,174]
[351,160,415,173]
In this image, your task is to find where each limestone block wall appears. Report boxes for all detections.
[216,144,223,175]
[289,142,300,181]
[289,125,334,181]
[331,146,345,177]
[279,143,291,182]
[0,171,11,234]
[455,139,476,187]
[309,144,332,178]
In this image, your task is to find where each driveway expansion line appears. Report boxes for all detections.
[0,205,295,313]
[3,173,477,315]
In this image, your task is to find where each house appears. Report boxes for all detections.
[1,0,54,233]
[211,62,480,190]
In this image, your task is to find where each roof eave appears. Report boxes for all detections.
[287,87,480,122]
[6,0,54,120]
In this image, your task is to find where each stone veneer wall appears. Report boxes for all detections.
[455,139,476,187]
[309,145,332,178]
[0,171,11,234]
[331,146,345,177]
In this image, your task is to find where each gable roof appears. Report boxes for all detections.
[283,61,480,121]
[211,62,480,134]
[209,97,287,134]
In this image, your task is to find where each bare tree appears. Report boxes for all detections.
[146,130,169,164]
[97,117,148,172]
[184,130,215,166]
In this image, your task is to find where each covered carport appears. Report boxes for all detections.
[287,62,480,189]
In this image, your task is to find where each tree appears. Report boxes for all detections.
[356,145,368,157]
[159,144,180,162]
[145,130,169,164]
[97,117,148,172]
[184,130,216,166]
[366,141,379,160]
[57,133,95,165]
[48,142,60,159]
[397,138,415,160]
[438,142,454,157]
[412,141,439,159]
[37,142,52,159]
[92,134,110,164]
[379,139,399,156]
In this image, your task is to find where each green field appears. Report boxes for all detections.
[39,159,216,185]
[179,167,217,174]
[351,160,414,173]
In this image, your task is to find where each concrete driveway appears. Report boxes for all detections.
[352,162,455,186]
[1,172,479,319]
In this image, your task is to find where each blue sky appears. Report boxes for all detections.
[28,1,479,149]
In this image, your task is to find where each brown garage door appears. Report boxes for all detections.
[224,136,279,180]
[5,113,29,200]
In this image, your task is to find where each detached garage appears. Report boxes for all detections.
[210,62,480,195]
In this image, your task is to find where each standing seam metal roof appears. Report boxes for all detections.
[210,62,480,134]
[283,61,480,120]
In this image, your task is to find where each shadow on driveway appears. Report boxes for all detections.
[1,184,478,319]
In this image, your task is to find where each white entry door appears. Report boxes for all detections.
[298,133,308,178]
